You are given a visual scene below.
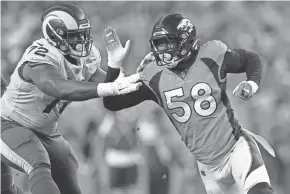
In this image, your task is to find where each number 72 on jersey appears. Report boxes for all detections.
[164,82,217,123]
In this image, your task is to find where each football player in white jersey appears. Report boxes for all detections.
[0,4,140,194]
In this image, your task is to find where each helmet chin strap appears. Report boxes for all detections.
[165,51,191,69]
[165,37,202,69]
[60,44,87,58]
[70,47,84,58]
[165,57,184,69]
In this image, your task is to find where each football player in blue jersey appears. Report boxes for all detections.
[103,14,276,194]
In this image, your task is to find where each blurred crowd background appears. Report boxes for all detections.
[1,1,290,194]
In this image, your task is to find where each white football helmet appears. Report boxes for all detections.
[41,4,92,57]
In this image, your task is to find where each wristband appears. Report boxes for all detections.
[247,80,259,94]
[108,59,123,69]
[97,83,114,97]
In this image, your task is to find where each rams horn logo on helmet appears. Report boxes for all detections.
[177,19,194,33]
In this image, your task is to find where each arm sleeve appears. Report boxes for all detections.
[103,67,158,111]
[220,49,263,85]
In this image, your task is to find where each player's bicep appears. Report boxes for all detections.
[29,63,66,97]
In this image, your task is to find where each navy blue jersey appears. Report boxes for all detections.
[139,41,240,164]
[103,40,263,165]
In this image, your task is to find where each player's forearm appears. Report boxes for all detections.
[103,66,158,111]
[103,90,142,111]
[103,83,158,111]
[234,49,263,85]
[244,52,263,85]
[40,79,100,101]
[223,49,263,85]
[40,79,121,101]
[103,67,124,110]
[105,66,120,82]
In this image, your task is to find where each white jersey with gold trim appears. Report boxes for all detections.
[1,38,101,135]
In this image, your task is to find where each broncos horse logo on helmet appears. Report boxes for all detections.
[41,4,93,57]
[150,14,201,69]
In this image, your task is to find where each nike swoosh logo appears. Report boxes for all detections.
[37,42,44,46]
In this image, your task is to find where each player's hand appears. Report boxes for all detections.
[104,26,131,69]
[232,81,258,101]
[112,72,142,95]
[97,73,142,97]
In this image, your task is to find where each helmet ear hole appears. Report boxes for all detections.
[56,29,65,36]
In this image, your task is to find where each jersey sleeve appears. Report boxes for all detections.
[24,39,61,70]
[200,40,229,82]
[221,49,263,85]
[137,53,163,104]
[202,40,263,85]
[201,40,228,65]
[137,53,162,83]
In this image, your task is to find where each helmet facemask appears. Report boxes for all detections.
[47,25,93,58]
[64,28,93,57]
[150,31,194,69]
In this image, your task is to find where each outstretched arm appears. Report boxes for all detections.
[221,48,263,100]
[103,67,158,111]
[28,63,141,101]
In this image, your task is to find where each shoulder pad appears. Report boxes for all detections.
[200,40,228,60]
[84,44,101,67]
[25,39,62,69]
[83,44,102,75]
[137,52,163,83]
